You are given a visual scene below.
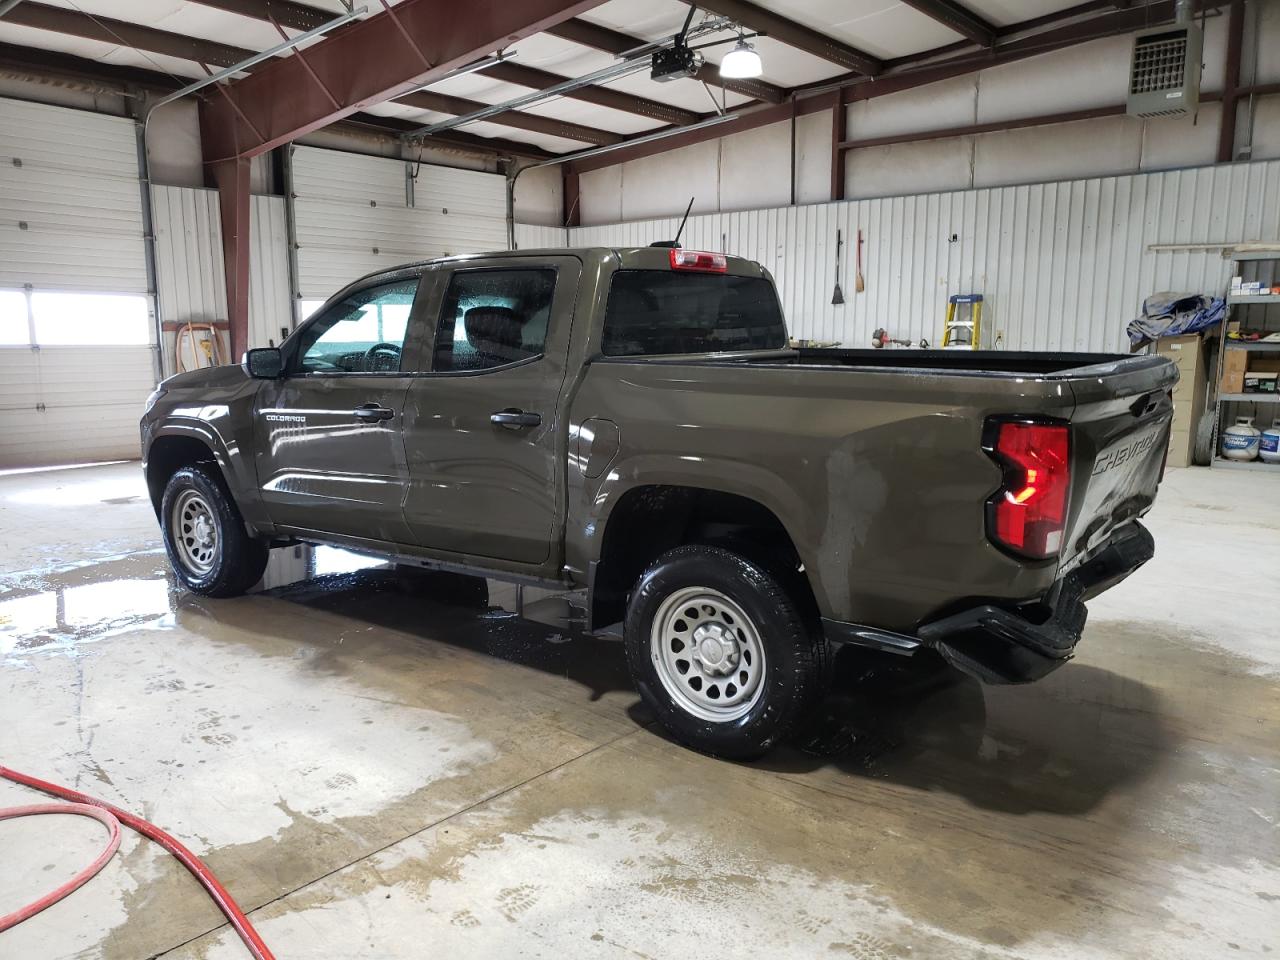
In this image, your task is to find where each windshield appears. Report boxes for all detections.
[602,270,788,357]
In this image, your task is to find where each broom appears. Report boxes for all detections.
[855,228,865,293]
[831,229,845,305]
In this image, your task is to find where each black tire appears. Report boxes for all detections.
[160,464,268,598]
[624,544,830,760]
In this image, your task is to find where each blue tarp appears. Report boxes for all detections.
[1127,292,1225,347]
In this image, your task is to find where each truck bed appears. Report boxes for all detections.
[789,347,1148,377]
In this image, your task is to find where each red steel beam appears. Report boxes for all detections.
[199,0,608,162]
[398,89,623,144]
[343,112,558,160]
[829,92,845,202]
[1216,0,1245,163]
[567,0,1220,175]
[544,17,785,104]
[6,2,256,68]
[208,156,252,360]
[564,167,582,227]
[689,0,882,75]
[188,0,332,33]
[480,60,700,126]
[898,0,996,47]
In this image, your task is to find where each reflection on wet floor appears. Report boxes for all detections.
[0,539,1228,815]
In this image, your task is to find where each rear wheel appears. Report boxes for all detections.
[624,544,829,760]
[161,464,268,597]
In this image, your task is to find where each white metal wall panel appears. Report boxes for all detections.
[291,146,507,300]
[152,184,226,374]
[513,223,568,249]
[0,347,153,466]
[249,195,292,348]
[152,185,226,325]
[566,158,1280,353]
[0,97,147,293]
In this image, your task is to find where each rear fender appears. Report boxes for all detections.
[582,453,830,613]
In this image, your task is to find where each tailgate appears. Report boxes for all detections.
[1058,355,1177,574]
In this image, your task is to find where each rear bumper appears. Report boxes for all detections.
[824,521,1155,684]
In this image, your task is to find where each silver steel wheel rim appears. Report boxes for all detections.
[650,586,767,723]
[171,489,219,576]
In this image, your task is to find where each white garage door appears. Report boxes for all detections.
[290,145,508,308]
[0,97,154,468]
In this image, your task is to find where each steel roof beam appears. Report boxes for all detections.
[187,0,333,33]
[545,17,785,103]
[198,0,606,161]
[566,0,1212,174]
[899,0,996,47]
[5,2,258,68]
[479,61,700,126]
[398,89,622,144]
[189,0,719,122]
[686,0,882,75]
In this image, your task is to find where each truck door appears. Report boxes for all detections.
[401,257,580,566]
[253,272,427,544]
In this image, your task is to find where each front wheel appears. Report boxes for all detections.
[160,464,268,597]
[624,544,829,760]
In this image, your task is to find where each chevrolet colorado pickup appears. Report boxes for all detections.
[141,246,1176,758]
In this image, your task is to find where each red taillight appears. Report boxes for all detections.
[669,249,727,272]
[986,420,1071,560]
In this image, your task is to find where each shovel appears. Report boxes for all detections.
[832,229,845,305]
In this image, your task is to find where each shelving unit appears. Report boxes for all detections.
[1210,246,1280,471]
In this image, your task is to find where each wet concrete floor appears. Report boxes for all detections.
[0,461,1277,958]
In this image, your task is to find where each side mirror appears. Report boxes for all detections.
[243,347,283,379]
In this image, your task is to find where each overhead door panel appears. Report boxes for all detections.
[291,146,507,301]
[0,97,153,467]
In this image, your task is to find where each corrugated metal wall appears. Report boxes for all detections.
[514,223,568,249]
[291,146,507,300]
[248,195,293,349]
[547,158,1280,352]
[152,186,296,371]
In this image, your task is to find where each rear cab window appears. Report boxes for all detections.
[602,270,787,357]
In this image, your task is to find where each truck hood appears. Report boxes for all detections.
[160,364,251,391]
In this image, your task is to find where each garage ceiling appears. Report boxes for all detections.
[0,1,1184,159]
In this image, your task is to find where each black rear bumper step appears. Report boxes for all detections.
[824,521,1155,684]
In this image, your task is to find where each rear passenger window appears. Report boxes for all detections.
[603,270,787,356]
[432,269,556,372]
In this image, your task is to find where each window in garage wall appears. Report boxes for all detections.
[30,292,151,346]
[0,290,28,345]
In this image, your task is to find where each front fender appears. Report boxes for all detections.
[143,385,268,531]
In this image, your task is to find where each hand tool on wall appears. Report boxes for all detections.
[856,228,865,293]
[832,229,845,305]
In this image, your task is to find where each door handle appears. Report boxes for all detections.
[353,403,394,422]
[490,408,542,429]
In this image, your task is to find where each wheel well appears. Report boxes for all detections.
[590,485,816,631]
[145,436,218,515]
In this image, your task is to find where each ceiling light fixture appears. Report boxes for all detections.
[719,38,762,79]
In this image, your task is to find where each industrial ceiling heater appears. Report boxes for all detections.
[1127,0,1202,119]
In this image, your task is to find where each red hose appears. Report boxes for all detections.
[0,802,121,932]
[0,765,275,960]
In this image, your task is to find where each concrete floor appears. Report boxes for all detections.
[1,461,1277,959]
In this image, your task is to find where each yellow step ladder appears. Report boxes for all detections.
[941,294,983,350]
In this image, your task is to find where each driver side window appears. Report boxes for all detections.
[295,277,419,374]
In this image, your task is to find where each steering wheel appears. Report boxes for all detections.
[364,342,401,372]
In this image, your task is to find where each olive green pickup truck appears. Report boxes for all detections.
[142,246,1176,758]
